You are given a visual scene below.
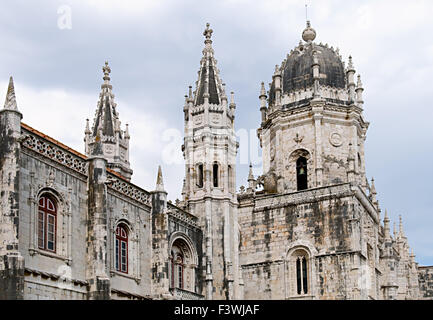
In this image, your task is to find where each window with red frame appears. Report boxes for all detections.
[38,195,57,252]
[115,224,128,273]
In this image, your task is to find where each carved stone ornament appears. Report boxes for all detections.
[329,132,343,147]
[294,133,304,144]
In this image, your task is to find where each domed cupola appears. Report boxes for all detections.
[266,21,361,110]
[256,20,368,196]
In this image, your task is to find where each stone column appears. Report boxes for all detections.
[0,77,25,300]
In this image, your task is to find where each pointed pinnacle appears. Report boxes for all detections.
[248,163,254,181]
[4,76,18,110]
[260,82,266,97]
[125,123,130,139]
[357,74,363,88]
[347,56,355,71]
[85,118,91,134]
[399,215,404,235]
[370,177,377,194]
[155,165,165,192]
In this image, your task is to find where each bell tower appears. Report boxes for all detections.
[181,23,241,300]
[257,21,369,194]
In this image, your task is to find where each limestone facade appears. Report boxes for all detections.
[0,22,432,300]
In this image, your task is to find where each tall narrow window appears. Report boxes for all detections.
[176,254,184,289]
[115,224,128,273]
[38,195,57,252]
[213,163,219,187]
[295,254,308,295]
[197,164,204,188]
[296,257,302,294]
[296,157,308,191]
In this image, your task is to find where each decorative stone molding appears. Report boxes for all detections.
[21,131,87,175]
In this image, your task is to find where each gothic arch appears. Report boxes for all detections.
[169,232,199,292]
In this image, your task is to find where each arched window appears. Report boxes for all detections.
[170,249,184,289]
[38,195,57,252]
[170,237,198,292]
[115,224,128,273]
[296,156,308,191]
[197,164,204,188]
[213,163,219,187]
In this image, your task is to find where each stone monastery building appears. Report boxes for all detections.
[0,21,432,300]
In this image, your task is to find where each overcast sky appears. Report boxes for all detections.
[1,0,432,266]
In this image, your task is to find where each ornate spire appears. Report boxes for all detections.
[4,76,18,111]
[194,23,223,106]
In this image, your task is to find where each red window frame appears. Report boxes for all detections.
[115,224,128,273]
[38,196,57,252]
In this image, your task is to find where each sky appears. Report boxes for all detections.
[0,0,432,265]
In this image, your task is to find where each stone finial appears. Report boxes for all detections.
[188,85,193,99]
[302,20,316,42]
[4,76,18,110]
[124,123,130,139]
[230,91,236,108]
[102,61,111,82]
[203,23,213,43]
[357,74,363,88]
[155,165,165,192]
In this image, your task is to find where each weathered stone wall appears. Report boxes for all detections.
[24,277,87,300]
[238,184,380,300]
[18,130,154,300]
[418,266,433,299]
[19,150,88,286]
